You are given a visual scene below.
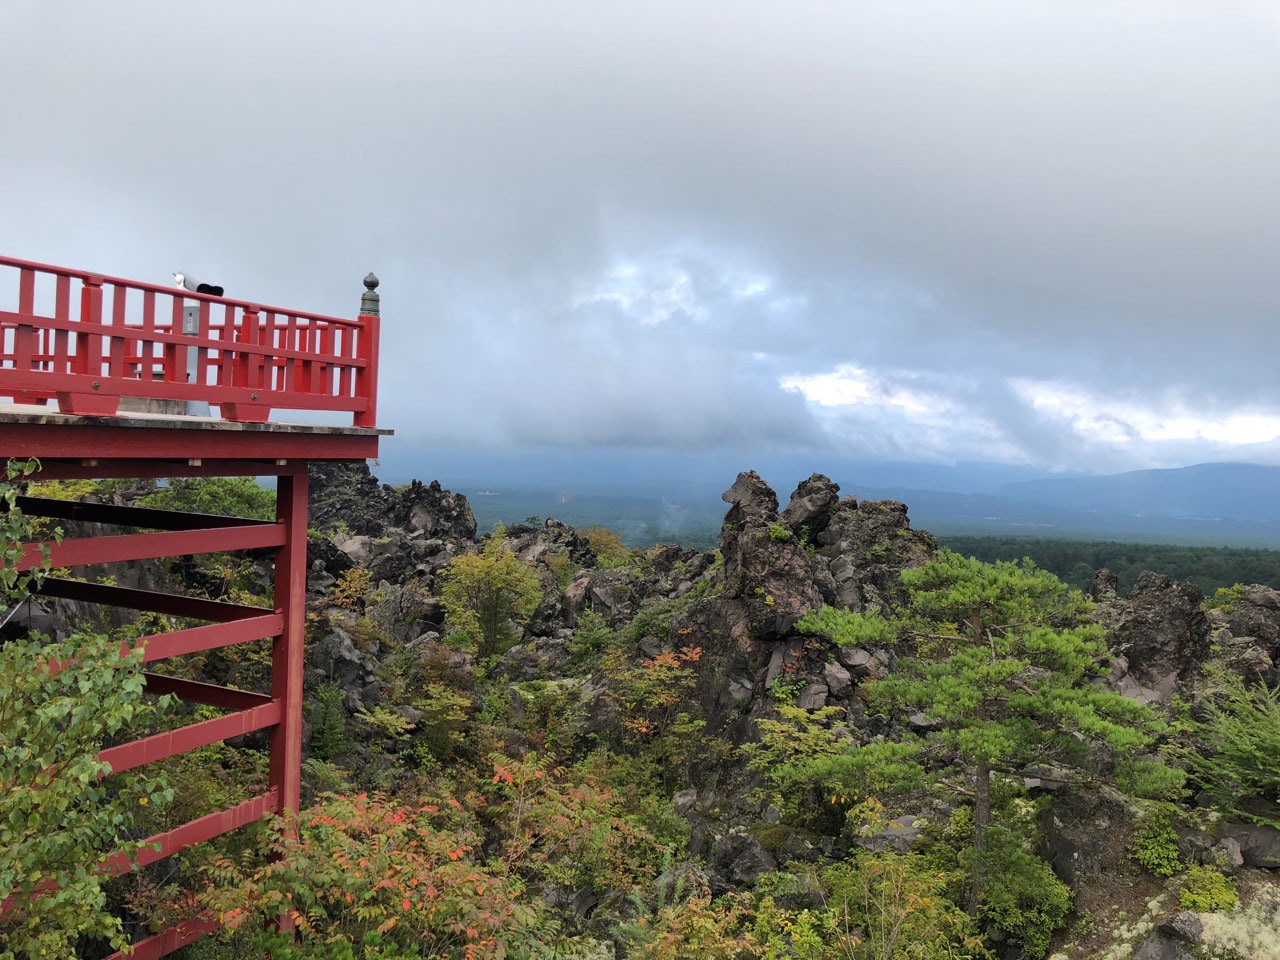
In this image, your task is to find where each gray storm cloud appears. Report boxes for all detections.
[2,0,1277,469]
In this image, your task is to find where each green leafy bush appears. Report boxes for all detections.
[439,526,543,657]
[200,792,552,958]
[1179,865,1238,912]
[1130,806,1183,877]
[0,460,178,957]
[823,852,991,960]
[331,566,373,611]
[976,833,1072,959]
[139,476,274,519]
[583,525,632,568]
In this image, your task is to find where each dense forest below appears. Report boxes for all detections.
[936,536,1280,597]
[3,466,1279,960]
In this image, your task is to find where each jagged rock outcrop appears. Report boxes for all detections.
[307,464,477,600]
[1087,567,1119,600]
[1095,572,1210,703]
[311,463,476,546]
[309,462,390,536]
[563,569,645,628]
[718,471,836,643]
[544,518,597,568]
[814,496,936,612]
[654,472,934,757]
[1207,584,1280,685]
[309,617,382,711]
[386,479,477,542]
[780,473,842,541]
[715,471,933,643]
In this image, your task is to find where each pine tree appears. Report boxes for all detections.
[801,550,1159,913]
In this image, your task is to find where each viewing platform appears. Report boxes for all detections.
[0,255,389,958]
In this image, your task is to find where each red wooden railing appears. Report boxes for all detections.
[0,255,379,426]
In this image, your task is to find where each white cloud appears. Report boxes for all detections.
[1012,378,1280,449]
[2,1,1276,474]
[780,364,956,418]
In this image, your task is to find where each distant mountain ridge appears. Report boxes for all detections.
[999,462,1280,524]
[383,449,1280,548]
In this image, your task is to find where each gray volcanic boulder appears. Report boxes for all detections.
[386,479,476,542]
[1039,784,1138,886]
[1212,585,1280,684]
[544,517,597,567]
[309,461,390,536]
[780,473,842,542]
[1218,822,1280,869]
[721,470,780,527]
[815,497,935,612]
[563,568,644,628]
[718,471,834,641]
[1223,585,1280,654]
[1095,572,1209,702]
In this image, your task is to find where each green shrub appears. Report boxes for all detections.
[439,526,543,657]
[822,853,990,960]
[1206,583,1246,613]
[331,566,373,610]
[567,609,615,665]
[977,831,1073,959]
[1130,806,1183,877]
[308,683,348,761]
[1179,677,1280,829]
[139,476,274,519]
[797,605,898,648]
[583,525,632,568]
[1179,865,1238,912]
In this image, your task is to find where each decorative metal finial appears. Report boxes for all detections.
[361,272,380,316]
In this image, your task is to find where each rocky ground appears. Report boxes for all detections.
[25,463,1278,958]
[293,464,1280,958]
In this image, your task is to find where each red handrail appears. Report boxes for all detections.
[0,255,380,426]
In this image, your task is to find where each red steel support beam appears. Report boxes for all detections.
[38,577,271,622]
[0,420,382,464]
[105,791,280,875]
[269,467,307,828]
[143,673,272,711]
[128,614,283,662]
[16,523,285,572]
[25,457,365,482]
[102,918,219,960]
[15,495,275,531]
[99,700,281,775]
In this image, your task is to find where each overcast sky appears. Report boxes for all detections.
[3,1,1277,474]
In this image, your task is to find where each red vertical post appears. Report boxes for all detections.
[57,275,118,415]
[268,466,308,829]
[14,269,42,403]
[354,273,379,428]
[109,285,128,380]
[76,276,104,376]
[15,269,35,368]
